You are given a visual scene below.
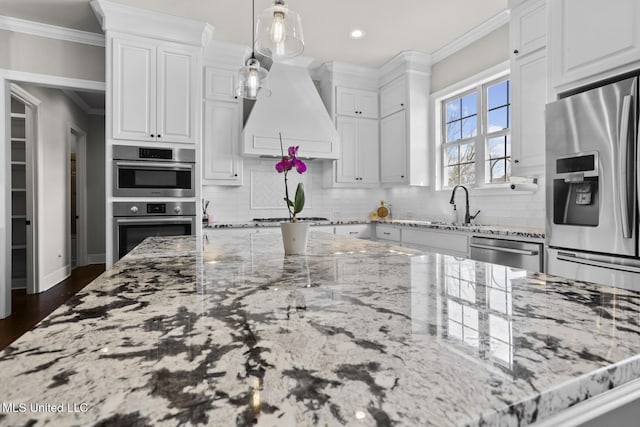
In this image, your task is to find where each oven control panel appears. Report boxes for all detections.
[113,202,195,217]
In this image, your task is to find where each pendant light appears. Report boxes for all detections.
[255,0,304,59]
[237,0,271,100]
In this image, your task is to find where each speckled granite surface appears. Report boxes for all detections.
[205,219,545,239]
[0,232,635,427]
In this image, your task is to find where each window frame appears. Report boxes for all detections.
[432,62,510,192]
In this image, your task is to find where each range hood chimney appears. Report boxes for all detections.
[242,62,340,159]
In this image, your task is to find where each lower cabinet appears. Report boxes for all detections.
[334,224,372,239]
[375,225,401,242]
[401,228,469,257]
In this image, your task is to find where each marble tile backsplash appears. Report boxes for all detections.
[203,159,545,227]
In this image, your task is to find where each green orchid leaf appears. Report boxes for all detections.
[284,197,294,208]
[293,183,305,215]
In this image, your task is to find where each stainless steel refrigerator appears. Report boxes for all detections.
[545,76,640,290]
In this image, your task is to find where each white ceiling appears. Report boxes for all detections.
[0,0,508,68]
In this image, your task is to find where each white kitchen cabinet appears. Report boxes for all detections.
[204,67,238,101]
[549,0,640,91]
[334,224,372,239]
[112,36,199,144]
[510,0,546,59]
[401,228,469,257]
[203,99,242,184]
[511,49,547,172]
[379,60,430,187]
[380,110,407,184]
[375,225,401,242]
[335,116,379,185]
[336,87,378,119]
[380,76,406,118]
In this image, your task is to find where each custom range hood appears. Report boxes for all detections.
[242,62,340,159]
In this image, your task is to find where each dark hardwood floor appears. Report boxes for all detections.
[0,264,105,351]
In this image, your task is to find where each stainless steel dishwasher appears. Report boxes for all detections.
[469,236,543,272]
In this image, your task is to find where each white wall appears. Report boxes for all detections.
[0,30,105,82]
[431,25,510,93]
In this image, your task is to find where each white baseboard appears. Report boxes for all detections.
[41,264,71,293]
[87,253,105,264]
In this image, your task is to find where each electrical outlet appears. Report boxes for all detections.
[333,211,341,218]
[406,211,413,219]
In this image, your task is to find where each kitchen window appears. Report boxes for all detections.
[440,76,511,188]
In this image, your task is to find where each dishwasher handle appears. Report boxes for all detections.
[469,243,539,256]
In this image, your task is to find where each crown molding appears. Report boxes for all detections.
[204,40,249,68]
[0,15,105,47]
[91,0,213,47]
[431,10,510,64]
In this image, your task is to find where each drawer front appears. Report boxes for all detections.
[402,228,468,256]
[376,225,401,242]
[334,224,371,238]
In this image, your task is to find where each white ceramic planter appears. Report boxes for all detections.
[280,222,310,255]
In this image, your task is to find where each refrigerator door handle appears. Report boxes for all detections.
[557,251,640,274]
[619,94,632,239]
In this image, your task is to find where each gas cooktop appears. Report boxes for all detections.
[252,217,329,222]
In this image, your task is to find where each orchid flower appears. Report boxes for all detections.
[275,135,307,222]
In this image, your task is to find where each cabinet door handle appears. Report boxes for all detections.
[401,175,405,178]
[383,232,391,235]
[234,173,238,177]
[513,49,519,54]
[400,103,404,107]
[150,134,155,138]
[157,134,162,138]
[514,159,520,164]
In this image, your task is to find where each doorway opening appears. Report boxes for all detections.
[69,126,87,269]
[9,87,37,295]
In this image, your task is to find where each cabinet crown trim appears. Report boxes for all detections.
[91,0,213,46]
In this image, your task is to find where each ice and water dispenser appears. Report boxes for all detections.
[552,152,599,226]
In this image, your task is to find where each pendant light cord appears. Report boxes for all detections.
[250,0,256,60]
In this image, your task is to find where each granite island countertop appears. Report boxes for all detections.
[206,218,545,239]
[0,232,636,426]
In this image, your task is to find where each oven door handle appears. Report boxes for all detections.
[115,217,195,224]
[114,161,194,171]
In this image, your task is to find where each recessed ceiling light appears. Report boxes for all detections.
[349,29,366,39]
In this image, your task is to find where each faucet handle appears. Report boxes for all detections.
[469,210,481,220]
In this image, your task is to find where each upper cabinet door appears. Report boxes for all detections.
[157,45,199,144]
[335,116,358,183]
[549,0,640,91]
[203,99,242,184]
[336,87,378,118]
[510,0,546,59]
[357,90,379,119]
[205,68,238,101]
[380,109,407,184]
[336,87,358,117]
[380,77,406,118]
[358,118,379,184]
[112,37,157,141]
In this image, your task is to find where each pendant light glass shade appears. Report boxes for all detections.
[236,57,271,100]
[255,0,304,59]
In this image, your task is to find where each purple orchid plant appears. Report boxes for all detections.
[275,133,307,222]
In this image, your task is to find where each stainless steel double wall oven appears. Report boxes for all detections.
[112,145,197,262]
